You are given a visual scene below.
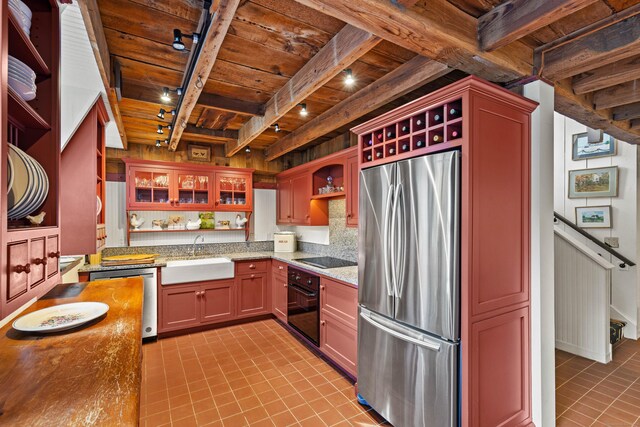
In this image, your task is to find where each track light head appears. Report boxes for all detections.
[344,69,354,86]
[172,29,186,51]
[157,108,166,120]
[176,87,183,96]
[171,109,176,116]
[299,103,308,117]
[274,123,280,133]
[155,139,162,147]
[245,146,251,153]
[161,87,171,102]
[157,125,164,134]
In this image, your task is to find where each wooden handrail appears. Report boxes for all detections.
[554,212,636,267]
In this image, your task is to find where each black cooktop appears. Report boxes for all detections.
[293,256,357,269]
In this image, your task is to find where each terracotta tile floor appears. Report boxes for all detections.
[557,338,640,426]
[139,319,388,426]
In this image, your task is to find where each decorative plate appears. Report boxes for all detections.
[13,302,109,333]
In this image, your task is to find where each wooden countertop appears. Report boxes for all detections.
[0,278,144,426]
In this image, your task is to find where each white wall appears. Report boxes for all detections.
[553,113,639,339]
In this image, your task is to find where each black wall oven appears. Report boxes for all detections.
[287,267,320,346]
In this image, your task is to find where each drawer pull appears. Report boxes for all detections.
[249,264,256,269]
[250,274,255,279]
[33,258,47,266]
[15,264,31,274]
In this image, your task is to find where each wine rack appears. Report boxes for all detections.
[360,98,464,166]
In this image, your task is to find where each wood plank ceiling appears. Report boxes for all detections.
[93,0,640,162]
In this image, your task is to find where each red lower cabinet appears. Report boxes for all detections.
[202,280,235,323]
[236,273,269,318]
[159,280,236,333]
[271,260,288,323]
[320,277,358,377]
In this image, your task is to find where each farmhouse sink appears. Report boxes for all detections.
[161,257,234,285]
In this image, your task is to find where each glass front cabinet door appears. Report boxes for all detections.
[214,171,253,211]
[174,170,214,210]
[128,166,172,210]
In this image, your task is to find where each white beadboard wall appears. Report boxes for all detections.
[105,183,272,247]
[554,227,613,363]
[553,112,639,339]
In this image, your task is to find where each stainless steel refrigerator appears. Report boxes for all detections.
[357,150,460,427]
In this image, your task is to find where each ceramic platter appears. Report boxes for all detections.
[7,144,49,220]
[7,152,14,192]
[13,302,109,333]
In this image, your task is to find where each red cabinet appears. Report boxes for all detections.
[235,260,270,318]
[345,150,359,227]
[271,260,288,323]
[320,277,358,377]
[277,171,329,225]
[276,179,292,223]
[124,159,253,212]
[214,171,252,211]
[159,279,236,333]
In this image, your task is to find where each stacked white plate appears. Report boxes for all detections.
[7,144,49,221]
[8,55,36,101]
[8,0,32,36]
[7,154,14,192]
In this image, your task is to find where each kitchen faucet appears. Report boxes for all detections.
[192,234,204,257]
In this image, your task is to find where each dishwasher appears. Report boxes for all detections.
[89,268,157,339]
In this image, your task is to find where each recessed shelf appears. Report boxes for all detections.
[8,12,51,77]
[8,86,51,130]
[311,191,346,200]
[129,228,246,233]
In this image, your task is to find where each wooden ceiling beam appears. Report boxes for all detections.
[572,55,640,95]
[536,5,640,80]
[183,125,239,142]
[225,25,382,157]
[169,0,241,151]
[554,79,640,144]
[198,92,265,116]
[291,0,531,82]
[478,0,597,51]
[264,56,450,161]
[612,103,640,122]
[77,0,128,149]
[593,81,640,110]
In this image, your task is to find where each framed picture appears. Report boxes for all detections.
[187,144,211,162]
[572,132,617,160]
[568,166,618,198]
[575,205,612,228]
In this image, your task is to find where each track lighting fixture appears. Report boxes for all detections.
[155,139,162,148]
[245,147,251,153]
[344,69,354,86]
[171,109,176,116]
[157,108,166,120]
[164,139,169,145]
[274,123,280,133]
[157,124,172,134]
[161,87,183,102]
[298,103,308,117]
[172,29,200,51]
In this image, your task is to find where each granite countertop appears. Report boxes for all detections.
[79,251,359,285]
[0,278,144,426]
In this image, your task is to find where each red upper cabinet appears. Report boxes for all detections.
[124,160,253,211]
[290,173,312,225]
[213,171,252,212]
[345,148,359,227]
[276,178,292,223]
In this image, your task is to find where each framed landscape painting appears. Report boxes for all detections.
[575,206,612,228]
[568,166,618,198]
[572,132,616,160]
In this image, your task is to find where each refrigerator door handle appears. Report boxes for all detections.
[390,183,400,298]
[392,183,405,299]
[382,185,395,297]
[360,310,441,352]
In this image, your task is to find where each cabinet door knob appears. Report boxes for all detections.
[283,283,287,287]
[347,213,352,218]
[15,264,31,274]
[48,251,60,258]
[278,266,284,270]
[320,320,326,326]
[320,285,325,291]
[250,274,255,279]
[33,258,47,266]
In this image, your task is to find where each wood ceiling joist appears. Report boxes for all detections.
[77,0,128,149]
[478,0,598,51]
[225,25,382,157]
[292,0,532,82]
[536,5,640,80]
[572,55,640,95]
[593,81,640,110]
[183,125,239,142]
[554,79,640,144]
[612,103,640,121]
[169,0,241,151]
[198,93,265,116]
[264,56,451,161]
